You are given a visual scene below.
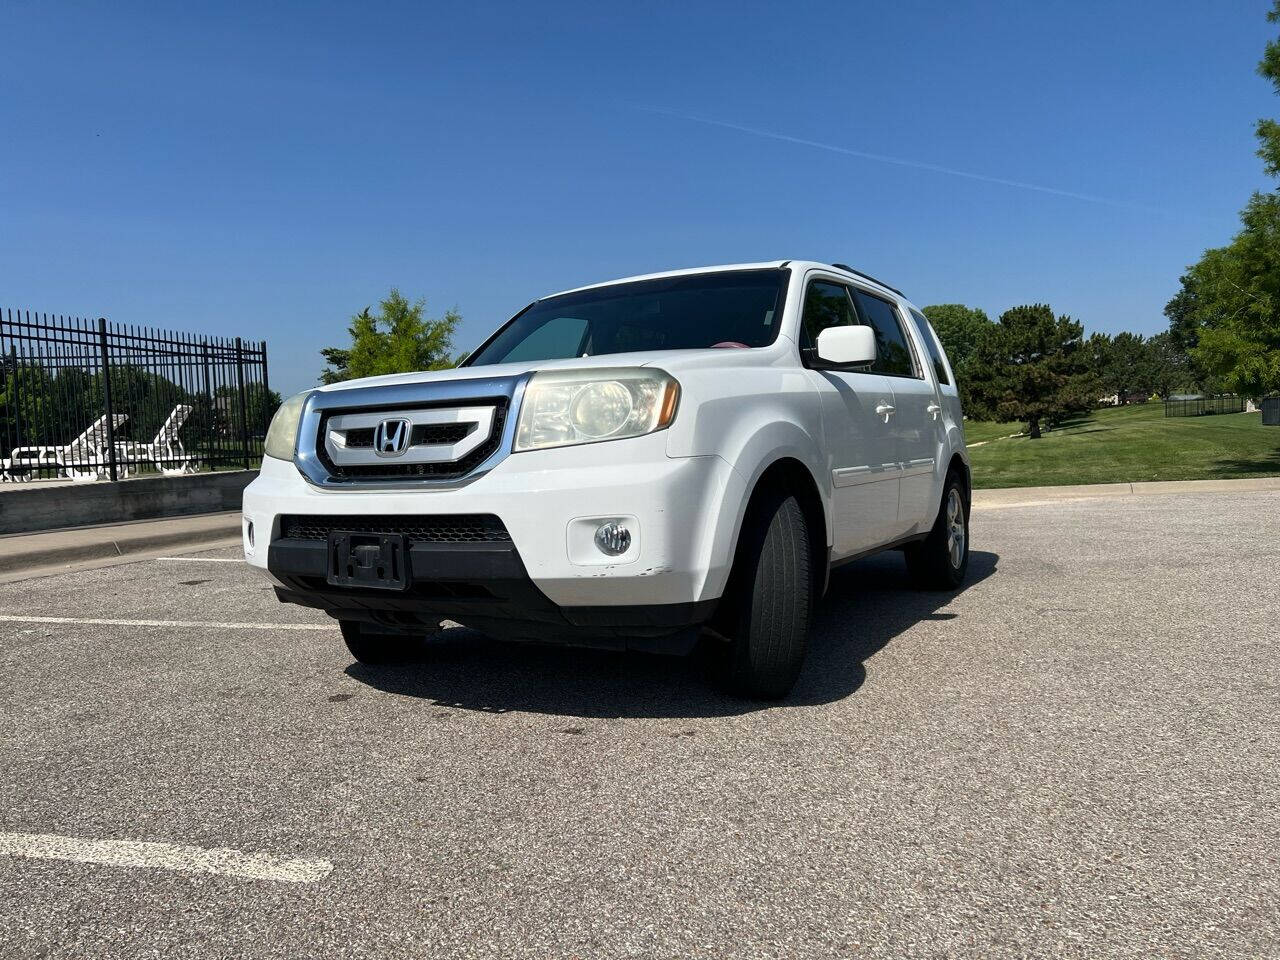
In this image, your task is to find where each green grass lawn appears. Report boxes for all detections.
[966,403,1280,488]
[962,419,1025,444]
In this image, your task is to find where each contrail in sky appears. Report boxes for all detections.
[635,105,1156,212]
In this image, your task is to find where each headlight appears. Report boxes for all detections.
[263,391,310,461]
[514,369,679,452]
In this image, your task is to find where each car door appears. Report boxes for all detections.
[798,276,901,557]
[849,288,945,535]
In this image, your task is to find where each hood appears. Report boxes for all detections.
[312,346,788,393]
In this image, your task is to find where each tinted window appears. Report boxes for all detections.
[468,269,788,365]
[852,290,917,378]
[497,315,589,363]
[801,280,857,346]
[910,310,950,385]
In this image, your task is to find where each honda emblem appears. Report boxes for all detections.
[373,418,411,457]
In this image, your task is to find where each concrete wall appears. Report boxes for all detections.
[0,471,254,535]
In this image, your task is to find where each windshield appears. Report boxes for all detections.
[467,268,790,366]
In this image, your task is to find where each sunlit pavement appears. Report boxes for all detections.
[1,490,1277,958]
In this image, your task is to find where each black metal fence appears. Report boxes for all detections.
[1,308,275,481]
[1163,395,1247,418]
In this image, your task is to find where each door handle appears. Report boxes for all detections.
[875,402,895,423]
[927,402,942,420]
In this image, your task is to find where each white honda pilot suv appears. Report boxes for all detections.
[243,261,970,698]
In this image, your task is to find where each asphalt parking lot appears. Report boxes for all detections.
[1,490,1277,959]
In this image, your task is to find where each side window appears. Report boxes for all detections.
[498,315,588,362]
[910,309,951,385]
[801,280,857,347]
[851,290,918,378]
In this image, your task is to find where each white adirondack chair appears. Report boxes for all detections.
[2,413,129,482]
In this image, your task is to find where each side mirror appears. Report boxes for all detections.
[815,325,876,366]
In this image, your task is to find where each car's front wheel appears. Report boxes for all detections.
[712,490,814,699]
[340,620,425,665]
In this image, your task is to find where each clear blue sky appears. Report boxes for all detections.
[2,1,1276,395]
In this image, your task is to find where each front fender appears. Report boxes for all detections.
[664,366,829,599]
[725,420,830,540]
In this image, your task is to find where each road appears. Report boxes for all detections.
[1,490,1277,958]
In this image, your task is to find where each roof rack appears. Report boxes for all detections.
[829,263,904,298]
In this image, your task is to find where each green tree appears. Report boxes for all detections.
[1145,331,1192,400]
[1257,1,1280,177]
[320,289,461,384]
[95,364,192,441]
[1163,284,1217,393]
[1085,332,1114,401]
[966,304,1097,438]
[921,304,990,377]
[212,382,282,437]
[1166,3,1280,398]
[1099,331,1152,403]
[0,360,57,445]
[1178,195,1280,397]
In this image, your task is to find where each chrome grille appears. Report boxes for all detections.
[342,423,475,448]
[316,398,507,481]
[294,374,523,488]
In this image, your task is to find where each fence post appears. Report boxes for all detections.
[6,342,19,461]
[260,340,271,434]
[97,317,119,482]
[201,341,213,471]
[235,336,250,470]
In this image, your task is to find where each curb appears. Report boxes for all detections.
[0,470,254,536]
[0,512,241,583]
[972,475,1280,509]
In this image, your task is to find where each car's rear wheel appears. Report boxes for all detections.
[340,619,425,664]
[905,471,969,590]
[712,490,814,699]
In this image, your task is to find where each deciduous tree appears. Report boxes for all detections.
[1166,3,1280,398]
[1257,1,1280,177]
[920,304,991,379]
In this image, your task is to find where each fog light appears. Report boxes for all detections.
[246,520,255,549]
[594,521,631,556]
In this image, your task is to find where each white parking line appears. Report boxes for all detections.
[0,832,333,883]
[0,615,332,632]
[156,557,243,563]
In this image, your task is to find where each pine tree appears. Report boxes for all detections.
[1100,331,1152,404]
[320,289,461,384]
[966,304,1097,438]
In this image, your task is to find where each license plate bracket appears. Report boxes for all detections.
[326,531,410,591]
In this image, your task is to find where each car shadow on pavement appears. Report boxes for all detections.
[345,550,999,720]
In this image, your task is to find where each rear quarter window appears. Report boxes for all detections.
[910,309,951,385]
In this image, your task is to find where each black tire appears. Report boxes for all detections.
[340,620,424,665]
[905,471,970,590]
[713,491,814,699]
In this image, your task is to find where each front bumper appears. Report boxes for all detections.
[267,536,715,649]
[242,431,745,637]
